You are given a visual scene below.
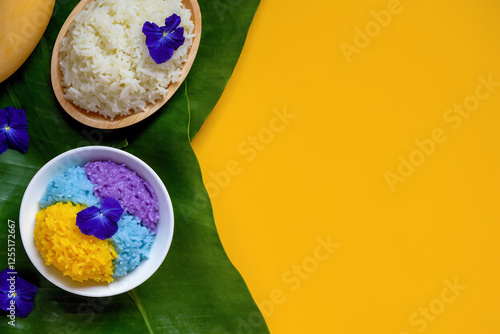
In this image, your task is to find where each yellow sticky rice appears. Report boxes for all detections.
[34,202,117,283]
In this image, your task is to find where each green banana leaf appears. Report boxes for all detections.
[0,0,269,333]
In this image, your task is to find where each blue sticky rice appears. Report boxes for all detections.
[111,213,155,277]
[40,166,99,208]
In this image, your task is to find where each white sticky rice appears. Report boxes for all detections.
[59,0,195,119]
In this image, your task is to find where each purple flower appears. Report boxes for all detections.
[142,14,185,64]
[0,107,29,155]
[76,197,123,240]
[0,269,38,318]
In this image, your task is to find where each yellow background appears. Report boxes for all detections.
[192,0,500,333]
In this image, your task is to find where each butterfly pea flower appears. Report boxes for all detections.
[0,107,29,155]
[0,269,38,318]
[142,14,185,64]
[76,197,124,240]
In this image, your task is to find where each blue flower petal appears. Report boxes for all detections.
[0,109,8,126]
[0,131,7,155]
[0,110,10,155]
[5,107,27,129]
[15,277,38,299]
[165,27,185,50]
[100,197,124,223]
[76,206,102,236]
[92,215,119,240]
[142,21,164,48]
[164,13,181,32]
[0,291,11,311]
[4,127,29,153]
[148,41,175,64]
[12,294,34,318]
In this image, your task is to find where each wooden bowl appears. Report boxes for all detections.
[51,0,201,129]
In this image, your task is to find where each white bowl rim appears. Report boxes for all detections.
[19,146,174,297]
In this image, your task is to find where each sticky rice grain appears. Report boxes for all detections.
[40,166,99,208]
[34,202,117,283]
[111,214,155,276]
[84,160,160,233]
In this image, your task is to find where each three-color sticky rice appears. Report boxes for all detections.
[34,161,158,283]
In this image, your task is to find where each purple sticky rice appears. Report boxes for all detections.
[83,160,159,233]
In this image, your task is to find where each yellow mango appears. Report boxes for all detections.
[0,0,55,83]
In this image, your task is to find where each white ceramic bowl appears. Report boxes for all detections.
[20,146,174,297]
